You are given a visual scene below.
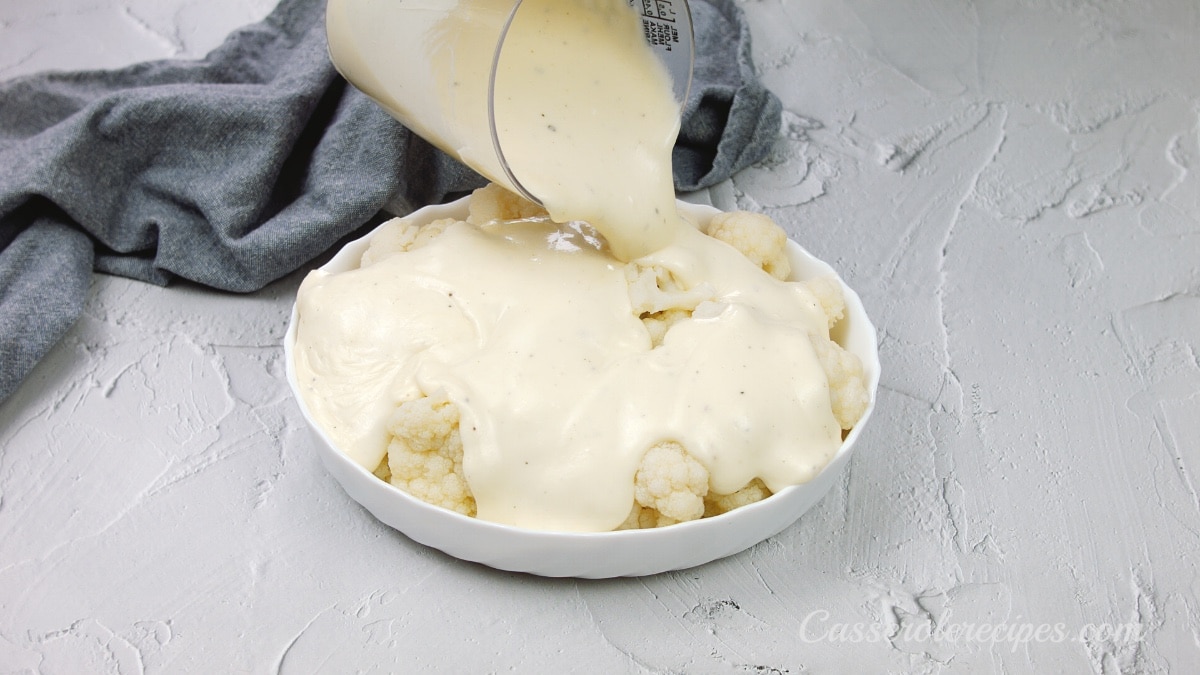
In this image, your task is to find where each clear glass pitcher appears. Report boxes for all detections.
[326,0,693,207]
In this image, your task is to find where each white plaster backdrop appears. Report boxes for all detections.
[1,0,1198,672]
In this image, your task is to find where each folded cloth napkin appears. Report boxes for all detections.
[0,0,781,403]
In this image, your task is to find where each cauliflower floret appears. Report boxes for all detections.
[640,307,691,347]
[625,263,715,347]
[803,275,846,330]
[384,394,476,517]
[360,217,419,267]
[466,183,548,225]
[364,184,545,270]
[626,264,715,316]
[365,183,548,268]
[617,504,687,530]
[704,478,772,518]
[633,441,709,523]
[706,210,791,280]
[621,444,774,528]
[811,335,870,430]
[361,217,457,267]
[410,218,456,250]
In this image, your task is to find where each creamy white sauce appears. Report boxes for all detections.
[490,0,681,260]
[326,0,681,260]
[313,0,843,532]
[294,217,841,532]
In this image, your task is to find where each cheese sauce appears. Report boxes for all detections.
[314,0,843,532]
[489,0,681,260]
[294,218,841,532]
[326,0,681,260]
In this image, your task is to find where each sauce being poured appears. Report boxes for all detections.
[326,0,683,259]
[490,0,682,259]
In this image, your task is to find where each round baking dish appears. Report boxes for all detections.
[284,196,879,578]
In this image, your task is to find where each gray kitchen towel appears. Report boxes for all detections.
[0,0,781,403]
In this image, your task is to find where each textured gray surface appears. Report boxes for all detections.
[2,0,1199,672]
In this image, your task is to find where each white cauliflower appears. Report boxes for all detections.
[633,441,709,523]
[705,210,792,280]
[625,263,715,347]
[617,445,775,529]
[384,393,476,517]
[803,275,846,330]
[795,274,868,430]
[361,217,457,267]
[639,307,691,347]
[466,183,549,225]
[617,503,673,530]
[811,335,870,430]
[363,179,544,268]
[626,263,714,316]
[360,217,419,266]
[704,478,772,518]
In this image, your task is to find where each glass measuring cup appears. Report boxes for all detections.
[325,0,693,207]
[490,0,694,204]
